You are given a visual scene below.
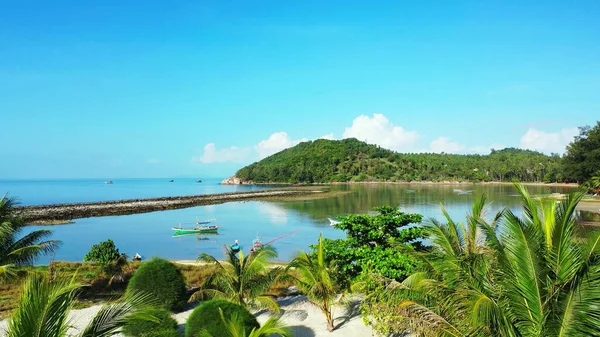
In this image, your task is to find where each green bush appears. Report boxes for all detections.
[84,239,121,264]
[127,258,187,311]
[123,307,178,337]
[185,300,259,337]
[151,331,181,337]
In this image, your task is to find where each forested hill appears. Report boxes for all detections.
[234,138,564,183]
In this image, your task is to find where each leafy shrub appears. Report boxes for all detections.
[123,307,178,337]
[127,258,187,311]
[185,299,259,337]
[84,239,121,264]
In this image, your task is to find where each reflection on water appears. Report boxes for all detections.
[25,184,585,263]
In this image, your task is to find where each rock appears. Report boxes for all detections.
[220,176,252,185]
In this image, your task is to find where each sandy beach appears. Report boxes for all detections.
[0,296,373,337]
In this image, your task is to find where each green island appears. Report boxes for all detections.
[235,139,566,184]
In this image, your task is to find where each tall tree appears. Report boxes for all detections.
[289,234,339,332]
[562,121,600,183]
[0,194,60,280]
[193,245,282,312]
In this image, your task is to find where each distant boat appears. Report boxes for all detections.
[196,179,202,183]
[453,188,473,195]
[171,218,219,235]
[105,181,113,184]
[328,217,342,226]
[168,179,174,182]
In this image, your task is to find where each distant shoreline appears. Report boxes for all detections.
[18,188,331,225]
[222,179,580,188]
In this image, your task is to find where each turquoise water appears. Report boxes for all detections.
[0,178,270,206]
[0,179,580,263]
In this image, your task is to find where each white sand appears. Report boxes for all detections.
[0,296,374,337]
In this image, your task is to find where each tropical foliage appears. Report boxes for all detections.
[235,138,564,183]
[4,272,156,337]
[197,307,292,337]
[289,234,339,332]
[0,194,60,280]
[126,257,188,311]
[122,307,178,337]
[185,299,260,337]
[366,184,600,336]
[192,245,282,312]
[562,121,600,184]
[320,206,424,286]
[84,238,128,284]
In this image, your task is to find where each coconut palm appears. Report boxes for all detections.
[4,272,156,337]
[199,308,293,337]
[192,245,282,312]
[0,194,60,280]
[288,233,338,332]
[382,184,600,337]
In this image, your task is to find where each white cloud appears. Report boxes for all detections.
[257,202,288,224]
[255,132,308,159]
[193,143,251,163]
[430,137,465,153]
[146,158,160,165]
[342,113,419,151]
[520,127,578,154]
[319,133,335,140]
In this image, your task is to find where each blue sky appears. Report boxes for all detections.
[1,0,599,179]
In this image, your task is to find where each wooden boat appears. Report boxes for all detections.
[172,218,219,235]
[172,225,219,235]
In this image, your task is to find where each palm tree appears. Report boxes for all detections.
[288,233,338,332]
[199,308,292,337]
[0,194,60,280]
[4,272,156,337]
[381,184,600,336]
[192,245,282,312]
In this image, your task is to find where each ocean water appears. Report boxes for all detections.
[0,179,581,263]
[0,178,270,206]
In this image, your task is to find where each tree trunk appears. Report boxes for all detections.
[325,309,334,332]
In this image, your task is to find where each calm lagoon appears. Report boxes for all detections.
[1,179,580,263]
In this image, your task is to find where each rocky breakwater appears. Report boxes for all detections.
[220,175,253,184]
[18,188,325,225]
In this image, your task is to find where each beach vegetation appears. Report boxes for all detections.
[192,245,282,312]
[197,307,292,337]
[127,258,188,311]
[122,306,178,337]
[366,184,600,336]
[289,234,339,332]
[84,238,128,284]
[4,272,156,337]
[0,194,60,281]
[320,206,424,288]
[185,299,259,337]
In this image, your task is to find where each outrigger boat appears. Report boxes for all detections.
[328,217,342,226]
[172,218,219,235]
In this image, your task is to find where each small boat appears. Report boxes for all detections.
[196,179,202,183]
[249,237,263,254]
[172,225,219,235]
[231,240,240,253]
[172,218,219,235]
[105,180,113,184]
[133,253,142,261]
[328,217,342,226]
[168,179,174,182]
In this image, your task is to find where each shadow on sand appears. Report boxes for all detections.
[334,297,362,329]
[289,325,316,337]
